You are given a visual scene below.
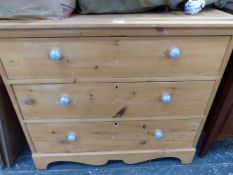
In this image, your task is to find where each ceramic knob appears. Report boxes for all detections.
[185,0,205,15]
[161,93,172,104]
[58,95,71,106]
[67,132,77,142]
[153,130,165,140]
[169,48,181,59]
[49,49,62,61]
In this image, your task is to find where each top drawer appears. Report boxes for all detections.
[0,37,229,80]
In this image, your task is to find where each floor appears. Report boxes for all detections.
[1,138,233,175]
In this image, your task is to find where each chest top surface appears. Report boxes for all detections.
[0,9,232,29]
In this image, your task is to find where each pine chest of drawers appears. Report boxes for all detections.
[0,9,232,169]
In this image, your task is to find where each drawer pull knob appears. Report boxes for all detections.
[49,49,62,61]
[58,96,71,106]
[169,48,181,59]
[161,93,172,104]
[67,132,77,142]
[153,130,165,140]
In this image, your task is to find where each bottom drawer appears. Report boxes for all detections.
[27,119,201,153]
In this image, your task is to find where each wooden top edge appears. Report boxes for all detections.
[0,9,232,29]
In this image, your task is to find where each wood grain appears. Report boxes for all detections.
[23,115,206,124]
[200,49,233,156]
[0,28,233,38]
[0,77,25,167]
[13,81,214,120]
[0,9,231,169]
[204,37,233,115]
[5,76,219,85]
[32,148,196,169]
[0,9,232,29]
[27,119,201,153]
[0,62,36,152]
[0,37,229,80]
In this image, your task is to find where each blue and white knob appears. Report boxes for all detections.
[153,130,165,140]
[58,95,71,106]
[49,49,62,61]
[169,48,181,59]
[161,93,172,104]
[185,0,205,15]
[67,132,77,142]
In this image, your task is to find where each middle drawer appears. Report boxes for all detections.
[14,81,214,120]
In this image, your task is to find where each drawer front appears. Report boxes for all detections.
[27,119,201,153]
[0,37,229,80]
[14,81,214,120]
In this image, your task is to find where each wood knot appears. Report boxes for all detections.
[142,124,147,129]
[89,93,94,101]
[94,65,99,70]
[140,140,147,145]
[112,106,127,118]
[24,98,36,105]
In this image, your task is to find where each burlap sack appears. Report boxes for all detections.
[222,0,233,13]
[0,0,76,19]
[77,0,227,14]
[77,0,182,14]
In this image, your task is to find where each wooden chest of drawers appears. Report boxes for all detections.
[0,9,232,169]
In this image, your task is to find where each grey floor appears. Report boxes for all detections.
[1,138,233,175]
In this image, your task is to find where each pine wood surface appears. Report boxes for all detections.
[0,9,232,169]
[0,9,232,29]
[0,37,229,80]
[13,81,214,120]
[200,47,233,156]
[0,28,232,38]
[27,119,201,153]
[32,148,196,169]
[0,77,26,167]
